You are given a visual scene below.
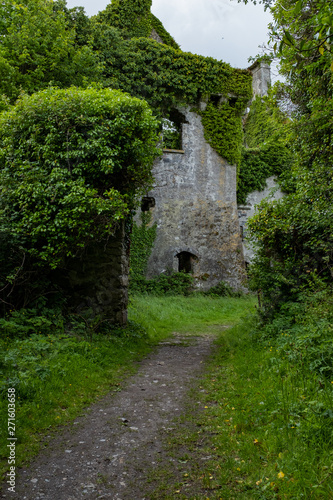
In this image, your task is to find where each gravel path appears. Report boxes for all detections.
[1,333,217,499]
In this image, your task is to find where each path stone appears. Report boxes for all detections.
[0,334,216,499]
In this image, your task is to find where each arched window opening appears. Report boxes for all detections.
[141,197,155,212]
[176,251,197,274]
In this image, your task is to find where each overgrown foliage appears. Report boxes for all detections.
[243,94,289,149]
[0,0,101,101]
[130,211,157,287]
[238,143,292,204]
[94,0,152,39]
[238,94,293,204]
[143,303,333,498]
[90,19,252,168]
[130,272,194,296]
[0,309,151,481]
[0,86,160,311]
[150,14,180,50]
[235,5,333,492]
[245,0,333,316]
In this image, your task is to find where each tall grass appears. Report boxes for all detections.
[0,294,256,482]
[0,323,151,480]
[128,294,257,340]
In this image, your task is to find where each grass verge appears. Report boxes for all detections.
[128,294,257,339]
[145,315,333,499]
[0,322,151,481]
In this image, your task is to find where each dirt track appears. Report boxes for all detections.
[1,333,217,499]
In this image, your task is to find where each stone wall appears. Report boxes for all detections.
[55,223,129,325]
[143,106,246,290]
[238,176,284,265]
[248,61,271,98]
[150,28,164,44]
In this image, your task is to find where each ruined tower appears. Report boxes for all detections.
[139,62,272,290]
[141,105,247,291]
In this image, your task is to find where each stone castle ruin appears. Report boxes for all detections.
[76,1,279,323]
[139,61,273,291]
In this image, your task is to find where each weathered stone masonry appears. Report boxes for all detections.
[141,60,277,290]
[144,106,246,291]
[55,223,129,325]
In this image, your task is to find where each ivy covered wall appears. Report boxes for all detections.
[92,0,253,171]
[95,0,153,38]
[238,95,292,204]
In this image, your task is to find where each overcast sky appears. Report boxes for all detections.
[65,0,272,69]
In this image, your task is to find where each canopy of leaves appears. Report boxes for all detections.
[0,87,160,269]
[0,0,101,101]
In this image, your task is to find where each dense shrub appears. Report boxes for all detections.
[130,272,194,296]
[0,86,160,313]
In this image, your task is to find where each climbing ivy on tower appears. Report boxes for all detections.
[237,94,293,204]
[91,3,253,169]
[95,0,152,38]
[130,211,157,289]
[150,14,180,50]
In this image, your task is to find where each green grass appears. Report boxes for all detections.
[3,292,330,498]
[0,324,151,480]
[128,294,257,340]
[145,314,333,499]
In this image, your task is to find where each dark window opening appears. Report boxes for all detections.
[141,197,155,212]
[209,94,221,108]
[177,251,197,274]
[162,109,188,150]
[228,96,238,108]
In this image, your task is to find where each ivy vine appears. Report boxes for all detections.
[237,144,292,204]
[92,19,252,169]
[238,94,293,204]
[150,13,180,50]
[130,211,157,285]
[95,0,153,38]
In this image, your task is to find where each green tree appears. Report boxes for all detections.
[245,0,333,314]
[0,0,101,101]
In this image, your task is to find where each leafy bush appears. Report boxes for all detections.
[0,307,64,339]
[0,86,160,267]
[253,286,333,380]
[0,86,160,313]
[130,272,194,296]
